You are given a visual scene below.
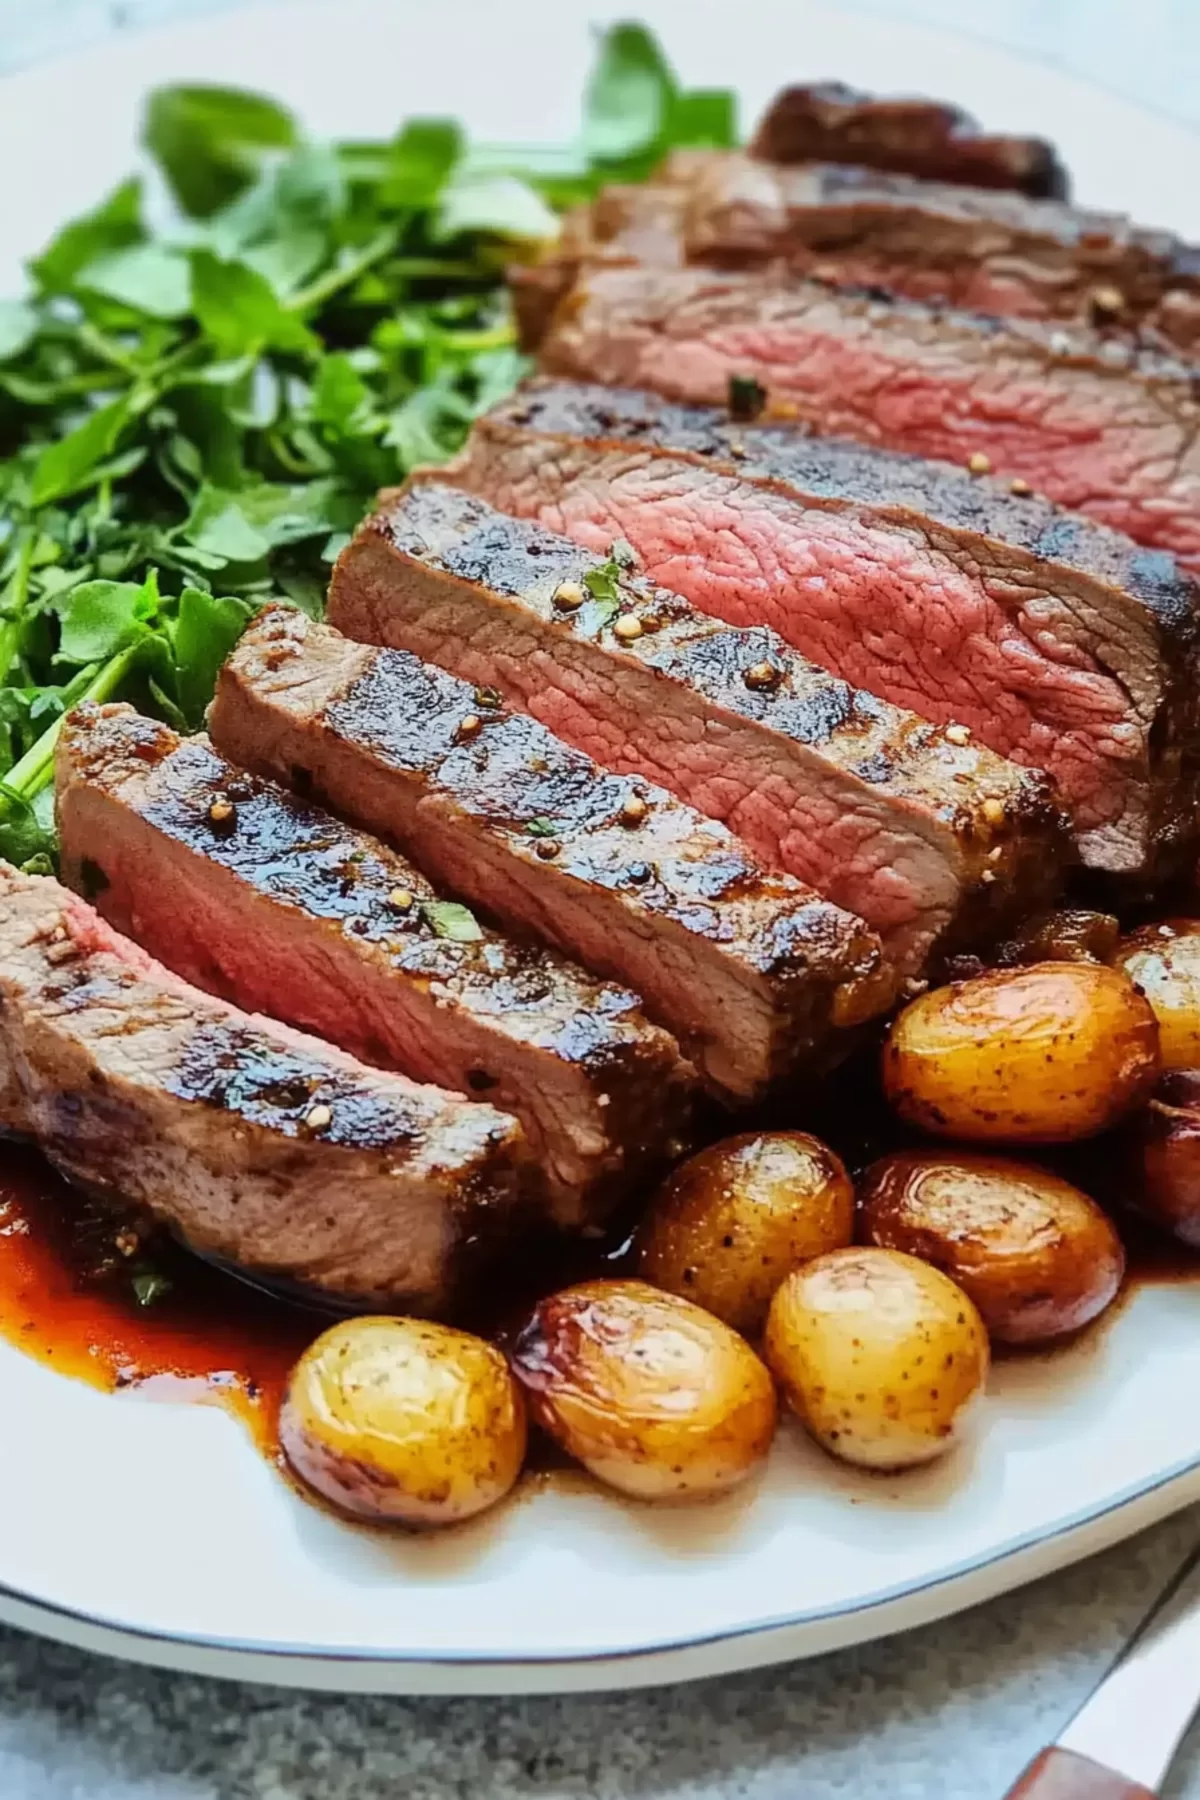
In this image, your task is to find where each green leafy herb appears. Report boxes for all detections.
[525,817,559,838]
[728,374,768,422]
[0,25,736,868]
[422,899,484,942]
[131,1268,174,1308]
[143,85,298,217]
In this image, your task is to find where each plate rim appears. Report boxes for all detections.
[0,1445,1198,1693]
[2,0,1200,1696]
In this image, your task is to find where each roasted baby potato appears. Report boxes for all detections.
[883,962,1159,1143]
[859,1151,1125,1343]
[1127,1069,1200,1249]
[1115,920,1200,1070]
[280,1317,526,1526]
[634,1132,854,1335]
[511,1279,777,1500]
[764,1248,989,1470]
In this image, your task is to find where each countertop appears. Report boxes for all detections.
[1,3,1199,1796]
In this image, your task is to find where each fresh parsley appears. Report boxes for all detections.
[0,26,736,873]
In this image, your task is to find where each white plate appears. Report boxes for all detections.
[2,0,1200,1697]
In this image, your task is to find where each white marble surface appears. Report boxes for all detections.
[1,3,1200,1796]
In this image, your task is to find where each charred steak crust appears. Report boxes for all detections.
[537,265,1200,573]
[0,864,528,1311]
[451,380,1200,882]
[681,157,1200,347]
[518,156,1200,352]
[748,82,1069,199]
[331,482,1068,975]
[55,705,693,1226]
[209,605,897,1102]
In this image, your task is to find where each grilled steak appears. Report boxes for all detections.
[515,157,1200,353]
[56,704,692,1226]
[209,605,896,1100]
[451,381,1200,882]
[680,155,1200,348]
[539,266,1200,572]
[749,82,1068,199]
[0,863,528,1311]
[330,482,1069,974]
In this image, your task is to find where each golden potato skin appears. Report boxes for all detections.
[883,962,1159,1143]
[511,1279,777,1500]
[764,1248,989,1470]
[280,1318,527,1526]
[859,1151,1125,1344]
[634,1132,854,1335]
[1116,920,1200,1070]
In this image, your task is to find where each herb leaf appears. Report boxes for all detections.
[582,23,675,163]
[143,85,298,218]
[422,899,484,942]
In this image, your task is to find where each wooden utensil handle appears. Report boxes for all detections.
[1004,1748,1157,1799]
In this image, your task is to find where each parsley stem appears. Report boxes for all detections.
[0,534,34,687]
[1,642,143,804]
[286,226,400,314]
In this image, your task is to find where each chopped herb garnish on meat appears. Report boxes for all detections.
[131,1268,174,1308]
[525,816,559,837]
[421,899,484,942]
[728,375,768,421]
[0,28,737,870]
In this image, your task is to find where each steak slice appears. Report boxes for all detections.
[515,157,1200,353]
[749,82,1068,199]
[209,605,896,1101]
[0,863,527,1312]
[539,265,1200,572]
[55,704,692,1227]
[451,380,1200,883]
[329,482,1069,976]
[679,154,1200,350]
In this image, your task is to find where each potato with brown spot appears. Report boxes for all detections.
[1115,920,1200,1070]
[635,1132,854,1335]
[280,1317,527,1525]
[510,1279,777,1499]
[859,1151,1125,1343]
[883,963,1159,1143]
[764,1247,989,1470]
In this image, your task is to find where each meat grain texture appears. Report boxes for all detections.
[56,704,693,1226]
[209,605,896,1101]
[451,380,1200,882]
[332,482,1071,976]
[539,266,1200,573]
[0,864,528,1311]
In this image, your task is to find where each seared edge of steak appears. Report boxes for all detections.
[334,481,1069,973]
[0,863,529,1311]
[55,704,694,1226]
[210,605,897,1101]
[461,379,1200,881]
[536,264,1200,573]
[748,81,1069,199]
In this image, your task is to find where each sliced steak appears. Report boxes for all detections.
[679,154,1200,349]
[209,605,896,1101]
[749,82,1068,199]
[330,483,1069,977]
[450,380,1200,882]
[515,157,1200,353]
[0,863,527,1311]
[55,704,692,1227]
[539,265,1200,572]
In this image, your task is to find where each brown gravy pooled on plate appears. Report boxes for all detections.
[0,1142,314,1453]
